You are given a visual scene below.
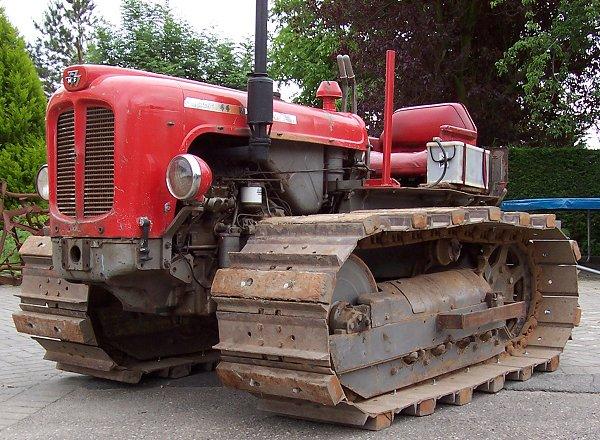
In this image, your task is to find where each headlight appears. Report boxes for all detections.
[36,164,49,201]
[166,154,213,201]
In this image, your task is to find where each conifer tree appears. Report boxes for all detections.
[0,8,46,192]
[31,0,96,95]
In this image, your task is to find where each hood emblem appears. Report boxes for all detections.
[65,70,81,87]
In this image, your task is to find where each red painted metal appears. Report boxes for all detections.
[316,81,342,111]
[47,65,369,239]
[439,124,477,145]
[365,50,400,188]
[378,103,477,153]
[193,156,213,201]
[369,150,427,176]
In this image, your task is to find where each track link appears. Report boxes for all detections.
[212,207,580,429]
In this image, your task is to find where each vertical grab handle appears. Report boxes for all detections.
[381,50,396,186]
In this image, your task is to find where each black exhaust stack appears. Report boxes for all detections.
[247,0,273,158]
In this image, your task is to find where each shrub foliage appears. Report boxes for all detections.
[0,8,46,193]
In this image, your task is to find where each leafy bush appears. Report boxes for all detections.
[0,8,46,144]
[507,147,600,256]
[0,8,47,194]
[0,139,46,194]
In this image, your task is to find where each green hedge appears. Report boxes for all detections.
[0,138,46,194]
[507,147,600,256]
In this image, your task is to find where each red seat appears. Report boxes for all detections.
[375,103,477,153]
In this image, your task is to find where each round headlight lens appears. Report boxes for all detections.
[36,164,49,201]
[166,154,212,201]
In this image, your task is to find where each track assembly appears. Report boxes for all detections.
[13,236,218,383]
[212,206,580,430]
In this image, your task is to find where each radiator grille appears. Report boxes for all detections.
[84,107,115,216]
[55,109,76,216]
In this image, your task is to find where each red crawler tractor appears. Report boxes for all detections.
[13,0,580,430]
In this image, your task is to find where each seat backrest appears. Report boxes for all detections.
[376,103,477,153]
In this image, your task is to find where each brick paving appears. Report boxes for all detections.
[0,274,598,432]
[0,286,81,430]
[559,276,600,374]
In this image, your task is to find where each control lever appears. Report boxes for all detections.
[138,217,152,262]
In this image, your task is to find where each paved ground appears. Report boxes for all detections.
[0,275,598,439]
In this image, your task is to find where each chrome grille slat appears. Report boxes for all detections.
[84,107,114,217]
[56,110,76,216]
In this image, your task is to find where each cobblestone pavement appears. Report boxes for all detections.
[0,275,598,438]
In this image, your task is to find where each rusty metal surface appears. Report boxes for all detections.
[0,181,47,285]
[14,234,220,384]
[536,296,580,324]
[212,268,336,303]
[36,338,117,372]
[537,264,579,295]
[329,306,501,374]
[437,301,526,330]
[13,311,97,344]
[213,206,579,429]
[215,311,330,363]
[378,269,489,314]
[217,362,344,406]
[337,333,505,398]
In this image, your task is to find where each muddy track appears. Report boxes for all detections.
[212,206,580,430]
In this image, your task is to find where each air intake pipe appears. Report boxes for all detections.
[247,0,273,159]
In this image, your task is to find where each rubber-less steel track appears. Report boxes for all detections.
[212,207,580,430]
[13,236,218,383]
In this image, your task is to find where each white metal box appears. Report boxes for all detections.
[426,141,490,190]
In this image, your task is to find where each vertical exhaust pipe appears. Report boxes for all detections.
[247,0,273,158]
[336,55,349,112]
